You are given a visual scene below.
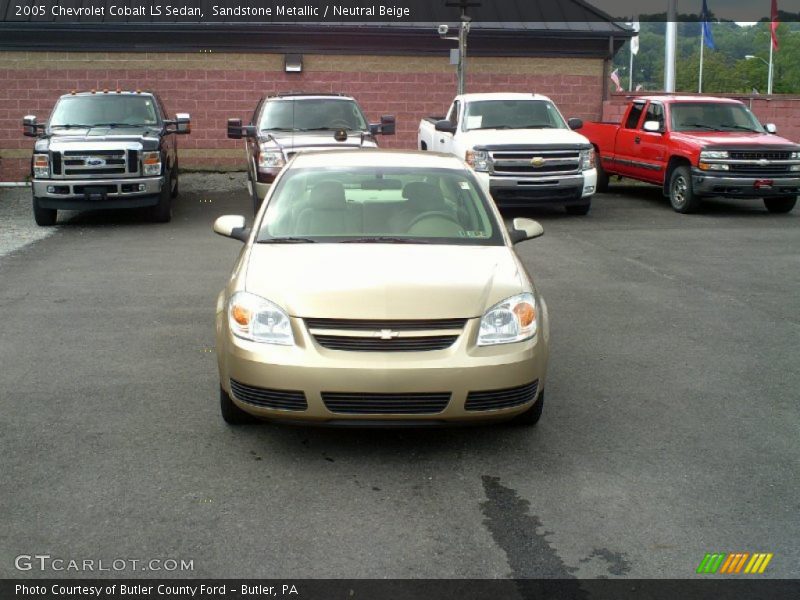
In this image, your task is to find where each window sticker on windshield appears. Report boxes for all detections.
[465,231,489,238]
[458,181,471,190]
[466,116,482,129]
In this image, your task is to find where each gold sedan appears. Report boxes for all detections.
[213,150,549,426]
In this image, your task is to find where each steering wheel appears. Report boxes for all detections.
[406,211,465,232]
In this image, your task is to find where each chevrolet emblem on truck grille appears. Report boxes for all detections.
[530,157,546,167]
[377,329,400,340]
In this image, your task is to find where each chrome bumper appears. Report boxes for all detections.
[478,170,596,205]
[32,176,164,200]
[692,170,800,197]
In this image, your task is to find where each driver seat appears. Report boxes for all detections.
[390,182,448,232]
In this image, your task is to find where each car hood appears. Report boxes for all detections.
[263,131,377,154]
[38,126,160,151]
[669,131,800,150]
[243,244,529,319]
[463,127,591,150]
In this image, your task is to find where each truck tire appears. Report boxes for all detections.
[149,172,172,223]
[513,391,544,426]
[595,156,609,193]
[565,201,591,216]
[764,196,796,214]
[220,386,258,425]
[669,165,701,214]
[33,197,57,226]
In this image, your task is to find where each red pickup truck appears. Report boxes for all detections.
[581,96,800,213]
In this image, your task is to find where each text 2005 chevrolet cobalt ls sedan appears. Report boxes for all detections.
[213,150,550,427]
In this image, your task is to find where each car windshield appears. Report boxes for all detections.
[259,99,369,132]
[49,96,159,127]
[256,166,503,245]
[463,100,567,131]
[670,102,765,132]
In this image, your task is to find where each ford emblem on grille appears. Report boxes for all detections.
[530,157,546,167]
[87,158,106,166]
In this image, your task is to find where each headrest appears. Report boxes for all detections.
[401,182,445,209]
[307,181,346,208]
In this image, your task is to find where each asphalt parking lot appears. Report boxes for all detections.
[1,176,798,580]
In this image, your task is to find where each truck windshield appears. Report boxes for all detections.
[257,167,503,246]
[671,103,765,133]
[259,99,369,132]
[464,100,567,131]
[49,96,159,127]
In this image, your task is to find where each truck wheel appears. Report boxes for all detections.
[220,386,258,425]
[513,391,544,426]
[764,196,796,214]
[669,166,700,213]
[149,173,172,223]
[565,201,591,216]
[33,197,57,226]
[595,157,609,193]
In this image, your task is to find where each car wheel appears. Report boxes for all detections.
[33,197,57,226]
[149,171,172,223]
[565,201,591,216]
[513,391,544,426]
[595,157,609,193]
[220,386,258,425]
[669,166,700,213]
[764,196,796,214]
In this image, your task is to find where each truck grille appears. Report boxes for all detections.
[729,150,791,161]
[490,150,581,177]
[305,318,466,352]
[59,149,139,178]
[322,391,451,414]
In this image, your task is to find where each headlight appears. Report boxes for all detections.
[698,162,730,171]
[142,151,161,176]
[465,149,491,172]
[477,293,537,346]
[791,152,800,159]
[700,150,729,160]
[258,148,285,171]
[228,291,294,346]
[33,154,49,178]
[580,148,595,170]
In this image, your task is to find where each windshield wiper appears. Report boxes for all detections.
[50,124,92,129]
[261,127,294,132]
[257,237,317,244]
[685,123,724,131]
[470,125,515,130]
[298,127,359,132]
[341,237,419,244]
[721,124,761,132]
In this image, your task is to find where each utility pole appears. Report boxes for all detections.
[664,0,677,92]
[444,0,480,95]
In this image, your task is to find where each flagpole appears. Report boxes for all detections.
[699,25,704,93]
[629,43,634,91]
[768,33,774,95]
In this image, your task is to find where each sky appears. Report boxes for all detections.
[594,0,800,21]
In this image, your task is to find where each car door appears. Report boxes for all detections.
[612,100,646,177]
[632,101,668,184]
[433,100,460,154]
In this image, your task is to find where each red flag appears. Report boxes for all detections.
[771,0,779,51]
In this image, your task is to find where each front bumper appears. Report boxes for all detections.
[32,176,164,209]
[692,169,800,198]
[216,315,549,425]
[477,170,596,207]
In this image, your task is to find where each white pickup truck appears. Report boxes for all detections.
[418,93,597,214]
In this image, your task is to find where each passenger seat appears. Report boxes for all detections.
[294,181,362,236]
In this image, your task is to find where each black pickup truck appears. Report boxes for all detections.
[23,90,190,225]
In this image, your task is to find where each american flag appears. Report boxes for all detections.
[610,69,623,92]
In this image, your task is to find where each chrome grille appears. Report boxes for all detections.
[490,150,581,177]
[57,149,140,178]
[322,391,451,414]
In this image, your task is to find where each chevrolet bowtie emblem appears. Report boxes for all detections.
[531,156,546,167]
[377,329,399,340]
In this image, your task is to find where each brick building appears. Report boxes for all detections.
[0,2,632,181]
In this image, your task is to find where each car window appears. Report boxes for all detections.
[624,102,645,129]
[447,101,460,127]
[642,102,664,129]
[257,167,504,246]
[670,102,765,133]
[463,100,567,131]
[259,99,368,132]
[49,96,159,127]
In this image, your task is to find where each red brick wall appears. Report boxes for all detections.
[602,92,800,142]
[0,53,605,181]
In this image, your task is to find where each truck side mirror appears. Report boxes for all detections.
[379,115,396,135]
[435,120,457,134]
[642,120,663,133]
[22,115,40,137]
[567,117,583,130]
[764,123,777,134]
[227,118,244,139]
[175,113,191,134]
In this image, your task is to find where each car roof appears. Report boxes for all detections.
[633,95,743,105]
[290,149,466,170]
[461,92,552,102]
[266,93,355,101]
[60,91,155,98]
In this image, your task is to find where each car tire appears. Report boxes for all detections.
[595,157,609,193]
[33,197,57,226]
[565,201,591,216]
[149,172,172,223]
[220,386,258,425]
[669,166,701,213]
[764,196,796,214]
[513,391,544,426]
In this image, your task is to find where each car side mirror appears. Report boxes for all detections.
[213,215,250,242]
[568,117,583,130]
[435,120,457,134]
[508,218,544,244]
[642,120,662,133]
[765,123,777,134]
[22,115,40,137]
[175,113,191,134]
[379,114,396,135]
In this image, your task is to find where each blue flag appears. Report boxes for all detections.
[701,0,716,49]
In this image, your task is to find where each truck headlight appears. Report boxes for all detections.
[477,293,537,346]
[258,148,285,172]
[700,150,729,160]
[466,149,491,172]
[33,154,49,178]
[698,162,730,171]
[142,151,161,176]
[228,291,295,346]
[580,148,595,170]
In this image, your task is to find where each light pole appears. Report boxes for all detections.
[664,0,677,92]
[442,0,480,95]
[745,55,770,93]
